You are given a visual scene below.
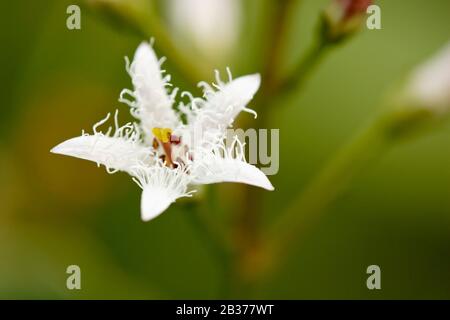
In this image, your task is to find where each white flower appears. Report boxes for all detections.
[406,42,450,113]
[51,41,274,221]
[168,0,241,61]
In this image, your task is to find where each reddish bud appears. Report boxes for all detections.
[321,0,374,42]
[338,0,373,20]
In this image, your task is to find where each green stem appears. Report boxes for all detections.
[278,37,330,94]
[261,100,443,276]
[184,194,233,299]
[232,0,298,297]
[267,114,390,268]
[262,0,299,95]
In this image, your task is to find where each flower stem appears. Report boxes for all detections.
[278,37,330,94]
[262,0,299,95]
[231,1,299,296]
[265,103,440,272]
[183,190,233,298]
[266,114,390,269]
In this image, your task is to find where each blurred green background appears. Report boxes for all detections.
[0,0,449,299]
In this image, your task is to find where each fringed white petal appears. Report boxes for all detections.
[191,138,274,191]
[192,155,274,191]
[51,135,150,174]
[131,163,194,221]
[120,42,180,141]
[185,72,261,147]
[51,111,151,173]
[202,72,261,122]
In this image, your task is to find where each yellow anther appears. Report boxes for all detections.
[152,127,172,143]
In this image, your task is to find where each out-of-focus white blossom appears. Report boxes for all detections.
[168,0,241,60]
[407,42,450,114]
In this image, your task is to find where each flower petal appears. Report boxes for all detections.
[209,73,260,115]
[188,74,261,146]
[192,154,274,191]
[131,164,194,221]
[51,135,151,173]
[121,42,181,140]
[140,187,176,221]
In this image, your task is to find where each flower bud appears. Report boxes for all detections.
[384,42,450,139]
[405,42,450,114]
[321,0,373,43]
